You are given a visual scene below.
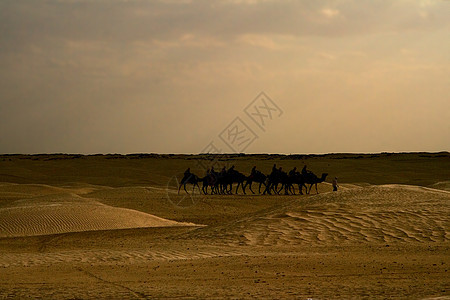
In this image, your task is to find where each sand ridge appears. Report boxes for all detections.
[430,181,450,192]
[185,185,450,246]
[0,190,199,238]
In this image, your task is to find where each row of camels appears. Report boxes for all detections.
[178,165,328,195]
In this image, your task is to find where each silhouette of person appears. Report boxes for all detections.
[302,165,312,176]
[184,168,191,177]
[251,166,256,174]
[289,167,297,177]
[332,177,339,192]
[272,164,277,173]
[301,165,307,175]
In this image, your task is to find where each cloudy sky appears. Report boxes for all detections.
[1,0,449,154]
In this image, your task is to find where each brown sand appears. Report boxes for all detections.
[0,154,449,299]
[0,196,196,238]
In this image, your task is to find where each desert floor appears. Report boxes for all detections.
[0,153,449,299]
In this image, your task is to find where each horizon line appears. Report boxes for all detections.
[1,151,449,156]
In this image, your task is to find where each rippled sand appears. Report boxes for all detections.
[0,154,449,299]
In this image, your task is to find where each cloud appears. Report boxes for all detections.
[2,0,449,52]
[321,8,340,18]
[236,34,284,50]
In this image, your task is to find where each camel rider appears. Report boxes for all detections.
[289,167,297,177]
[210,166,218,180]
[251,166,257,174]
[302,165,312,176]
[301,165,307,175]
[228,165,235,172]
[184,168,191,177]
[267,164,277,181]
[272,164,277,173]
[220,166,226,176]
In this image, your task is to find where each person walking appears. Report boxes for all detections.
[332,177,339,191]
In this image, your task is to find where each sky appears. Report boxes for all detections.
[1,0,449,154]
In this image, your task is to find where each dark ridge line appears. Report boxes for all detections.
[1,151,449,160]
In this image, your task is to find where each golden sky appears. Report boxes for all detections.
[1,0,449,154]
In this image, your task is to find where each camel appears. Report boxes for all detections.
[201,167,247,195]
[202,170,220,195]
[178,172,202,194]
[180,165,327,195]
[243,169,267,194]
[263,168,287,195]
[304,172,328,194]
[271,170,309,195]
[284,172,308,195]
[224,169,248,194]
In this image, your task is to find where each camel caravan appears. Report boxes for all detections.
[178,164,328,195]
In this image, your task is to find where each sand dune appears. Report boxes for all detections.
[187,185,450,246]
[0,193,197,238]
[0,182,109,199]
[0,183,69,196]
[1,182,448,244]
[1,180,449,299]
[0,184,69,206]
[1,154,449,299]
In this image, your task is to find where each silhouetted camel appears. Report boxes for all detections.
[181,165,327,195]
[202,169,220,195]
[178,172,202,194]
[243,168,267,194]
[211,167,248,194]
[284,172,308,195]
[226,169,248,194]
[202,167,246,195]
[271,170,309,195]
[304,172,328,194]
[218,170,232,194]
[263,168,288,195]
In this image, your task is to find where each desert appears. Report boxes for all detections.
[2,0,450,298]
[0,153,448,299]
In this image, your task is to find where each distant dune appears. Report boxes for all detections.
[430,181,450,191]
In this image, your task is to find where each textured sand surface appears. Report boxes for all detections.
[0,185,197,238]
[187,185,449,246]
[0,154,449,299]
